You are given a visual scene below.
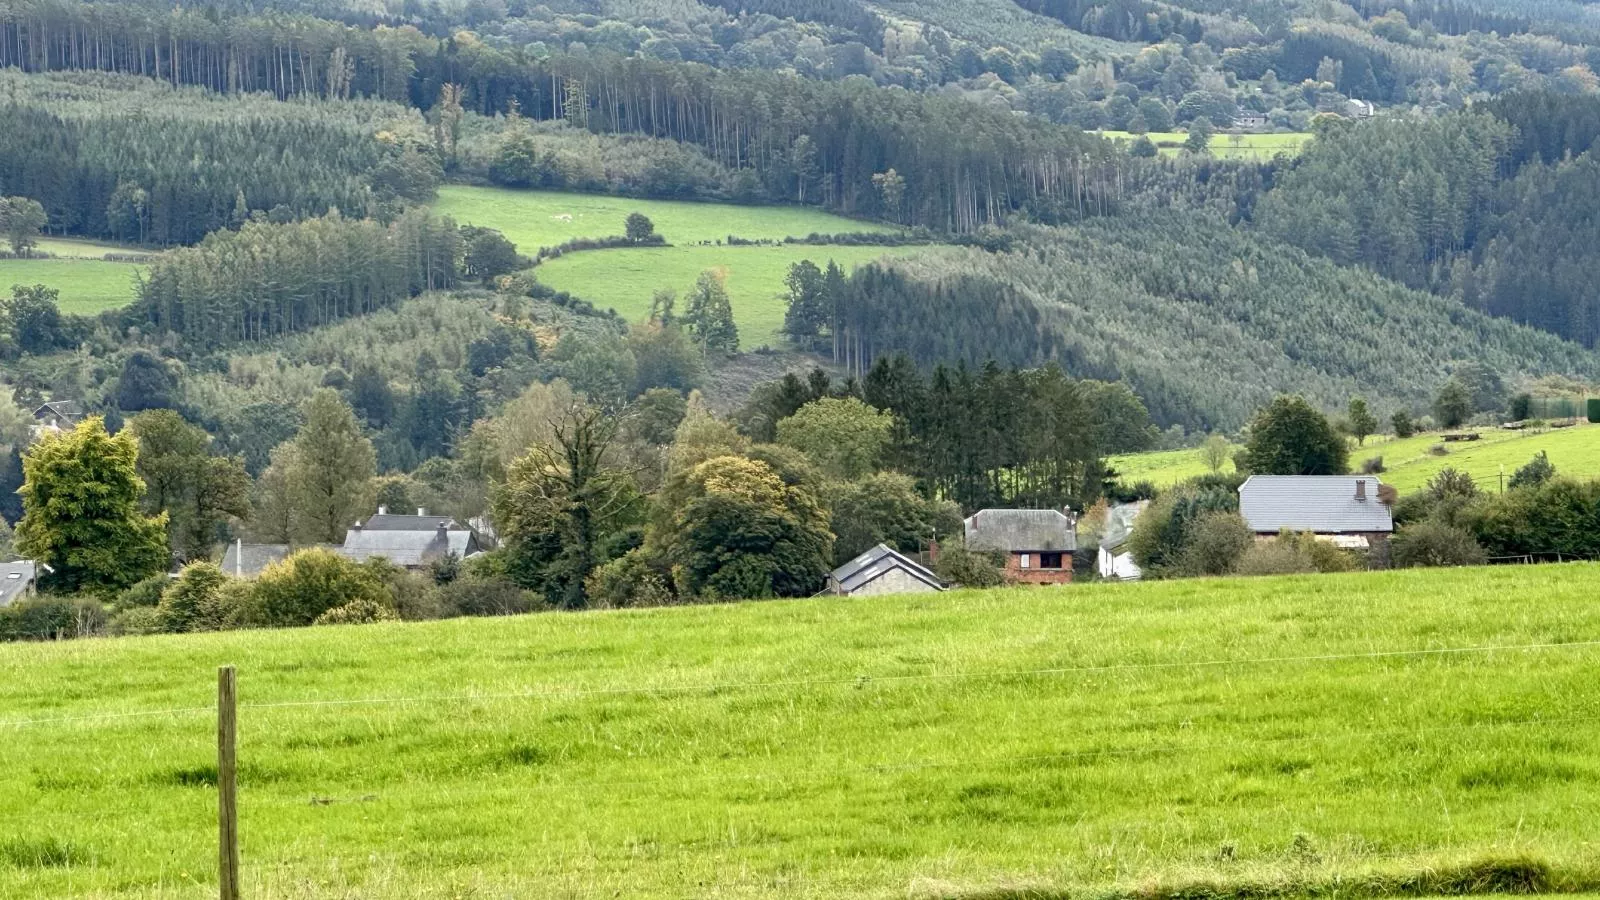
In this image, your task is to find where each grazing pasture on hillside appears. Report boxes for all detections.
[536,243,930,347]
[433,186,897,250]
[0,257,142,314]
[6,566,1600,898]
[1099,130,1315,159]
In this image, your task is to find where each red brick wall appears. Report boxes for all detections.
[1003,553,1073,585]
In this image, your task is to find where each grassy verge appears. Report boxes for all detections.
[6,565,1600,897]
[1097,131,1314,160]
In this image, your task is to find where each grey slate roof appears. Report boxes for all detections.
[1099,502,1148,551]
[0,560,37,607]
[829,544,943,594]
[32,400,83,423]
[340,526,479,567]
[360,513,464,532]
[964,509,1077,553]
[221,543,294,578]
[1238,475,1394,534]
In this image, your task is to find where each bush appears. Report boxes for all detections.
[313,599,400,626]
[252,548,393,628]
[1360,456,1385,474]
[433,576,544,618]
[1508,451,1556,490]
[1234,541,1317,576]
[931,543,1006,588]
[0,596,107,641]
[1429,443,1448,456]
[107,606,162,636]
[157,563,230,633]
[1391,411,1416,438]
[1392,521,1488,568]
[1178,511,1254,576]
[586,550,675,608]
[115,573,169,610]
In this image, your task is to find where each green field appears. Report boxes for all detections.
[6,566,1600,897]
[0,257,143,314]
[433,185,896,250]
[1098,130,1314,160]
[30,237,146,260]
[537,243,928,347]
[1111,424,1600,496]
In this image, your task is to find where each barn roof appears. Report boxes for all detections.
[829,544,943,594]
[1238,476,1394,534]
[964,509,1077,553]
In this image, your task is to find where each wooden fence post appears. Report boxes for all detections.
[218,666,240,900]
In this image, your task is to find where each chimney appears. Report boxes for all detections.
[234,538,243,578]
[377,505,388,516]
[1355,479,1367,502]
[417,507,427,517]
[927,539,940,562]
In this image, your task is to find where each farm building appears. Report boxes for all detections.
[828,544,944,596]
[1237,475,1394,549]
[964,509,1077,585]
[1097,502,1147,581]
[338,507,481,569]
[0,560,40,607]
[221,541,297,578]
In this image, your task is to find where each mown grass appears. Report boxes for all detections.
[0,257,143,314]
[1111,424,1600,495]
[1097,131,1314,160]
[6,565,1600,897]
[433,185,896,250]
[537,243,930,347]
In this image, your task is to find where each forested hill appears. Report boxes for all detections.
[803,215,1599,431]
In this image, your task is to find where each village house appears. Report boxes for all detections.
[1097,501,1148,581]
[30,399,84,440]
[828,543,944,596]
[338,507,481,569]
[1237,475,1394,551]
[0,560,40,607]
[964,508,1077,585]
[221,541,298,578]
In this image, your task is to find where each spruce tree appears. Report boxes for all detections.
[287,390,376,544]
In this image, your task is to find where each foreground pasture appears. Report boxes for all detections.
[4,566,1600,897]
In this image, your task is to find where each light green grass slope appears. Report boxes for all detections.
[433,185,895,250]
[0,258,142,314]
[6,566,1600,897]
[30,237,143,259]
[537,243,928,347]
[1098,130,1314,160]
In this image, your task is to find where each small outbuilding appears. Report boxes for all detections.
[0,560,40,607]
[964,509,1077,585]
[828,543,944,596]
[1097,502,1147,581]
[221,541,295,579]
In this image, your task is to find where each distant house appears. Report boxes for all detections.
[0,560,40,607]
[1237,476,1394,550]
[1346,98,1375,118]
[828,543,944,596]
[1233,111,1269,129]
[30,400,84,439]
[338,507,481,569]
[221,541,295,579]
[1097,502,1148,581]
[964,509,1077,585]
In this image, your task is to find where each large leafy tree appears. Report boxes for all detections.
[776,397,892,481]
[0,196,47,256]
[130,410,251,562]
[15,417,168,594]
[286,390,376,544]
[1243,395,1348,475]
[683,269,739,355]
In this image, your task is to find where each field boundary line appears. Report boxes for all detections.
[234,637,1600,712]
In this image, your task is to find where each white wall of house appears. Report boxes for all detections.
[844,567,941,597]
[1097,547,1142,581]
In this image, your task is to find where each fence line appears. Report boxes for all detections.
[249,709,1600,810]
[6,636,1600,731]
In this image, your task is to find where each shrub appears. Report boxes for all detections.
[157,563,230,633]
[931,542,1006,588]
[252,548,393,628]
[1360,456,1385,474]
[313,599,400,626]
[1234,540,1317,576]
[1508,451,1556,490]
[1178,511,1254,576]
[1391,411,1416,438]
[586,550,676,608]
[107,606,162,636]
[433,576,544,618]
[0,596,107,641]
[115,573,169,610]
[1429,444,1448,456]
[1392,521,1488,568]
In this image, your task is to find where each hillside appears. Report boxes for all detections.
[1112,424,1600,495]
[6,566,1600,897]
[0,257,141,314]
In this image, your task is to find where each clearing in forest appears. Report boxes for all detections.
[0,256,144,315]
[5,565,1600,897]
[1099,130,1314,160]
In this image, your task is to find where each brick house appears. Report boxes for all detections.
[964,509,1077,585]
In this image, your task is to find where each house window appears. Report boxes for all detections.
[1039,552,1064,570]
[1019,553,1031,569]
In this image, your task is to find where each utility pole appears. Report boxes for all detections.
[218,666,240,900]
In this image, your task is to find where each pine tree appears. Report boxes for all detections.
[287,390,376,544]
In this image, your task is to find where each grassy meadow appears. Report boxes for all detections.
[1098,130,1314,160]
[6,566,1600,897]
[537,243,928,347]
[0,256,143,314]
[433,186,932,346]
[1112,423,1600,496]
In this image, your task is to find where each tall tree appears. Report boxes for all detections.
[0,196,47,256]
[1243,396,1349,475]
[683,269,739,354]
[286,390,376,544]
[130,410,250,562]
[15,417,168,594]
